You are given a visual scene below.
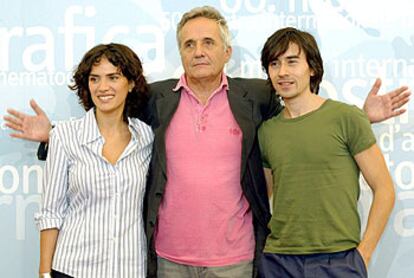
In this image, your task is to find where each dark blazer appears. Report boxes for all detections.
[144,77,282,277]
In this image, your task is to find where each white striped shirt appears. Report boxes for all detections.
[35,109,153,278]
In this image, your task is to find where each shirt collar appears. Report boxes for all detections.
[80,108,140,145]
[80,109,101,145]
[172,72,229,94]
[127,118,141,143]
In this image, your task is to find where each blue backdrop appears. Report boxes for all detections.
[1,0,413,277]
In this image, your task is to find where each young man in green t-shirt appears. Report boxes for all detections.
[258,27,395,277]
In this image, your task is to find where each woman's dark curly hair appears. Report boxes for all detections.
[69,43,149,122]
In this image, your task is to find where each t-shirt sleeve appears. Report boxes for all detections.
[343,105,377,156]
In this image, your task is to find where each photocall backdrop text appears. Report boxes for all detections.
[0,1,413,277]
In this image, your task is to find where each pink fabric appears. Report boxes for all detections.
[155,74,254,266]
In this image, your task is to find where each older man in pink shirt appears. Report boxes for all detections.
[156,73,254,267]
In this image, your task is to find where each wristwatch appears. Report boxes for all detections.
[39,273,52,278]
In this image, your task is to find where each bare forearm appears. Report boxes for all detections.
[39,228,59,273]
[354,144,395,264]
[358,185,395,261]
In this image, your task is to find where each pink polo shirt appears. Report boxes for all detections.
[155,73,254,266]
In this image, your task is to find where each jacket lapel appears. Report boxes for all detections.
[227,78,256,179]
[154,90,181,176]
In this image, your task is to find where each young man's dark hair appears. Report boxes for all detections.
[261,27,324,95]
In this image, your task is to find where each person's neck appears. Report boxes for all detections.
[186,74,223,104]
[283,93,325,119]
[95,109,128,136]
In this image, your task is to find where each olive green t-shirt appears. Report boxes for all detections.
[258,99,376,254]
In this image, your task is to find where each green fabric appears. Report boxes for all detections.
[258,99,376,254]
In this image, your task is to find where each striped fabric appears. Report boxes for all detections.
[35,109,153,278]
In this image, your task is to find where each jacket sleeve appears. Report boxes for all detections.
[37,142,49,161]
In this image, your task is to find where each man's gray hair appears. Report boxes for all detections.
[176,6,231,50]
